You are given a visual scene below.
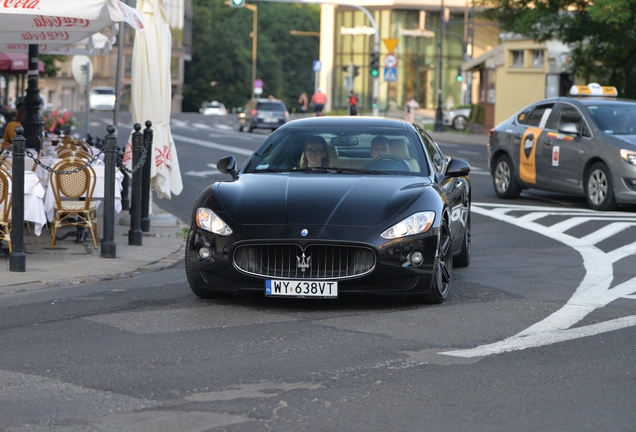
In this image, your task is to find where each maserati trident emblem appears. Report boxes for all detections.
[296,252,311,273]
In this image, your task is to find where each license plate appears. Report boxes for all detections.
[263,116,277,123]
[265,280,338,298]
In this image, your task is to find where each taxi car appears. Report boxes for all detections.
[186,116,471,304]
[489,83,636,210]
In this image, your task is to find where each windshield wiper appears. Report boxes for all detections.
[331,167,384,175]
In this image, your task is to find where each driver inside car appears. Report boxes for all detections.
[369,135,391,159]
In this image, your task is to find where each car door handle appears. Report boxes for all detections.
[544,140,553,147]
[513,134,522,140]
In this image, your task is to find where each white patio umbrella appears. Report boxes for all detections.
[0,0,143,53]
[123,0,182,199]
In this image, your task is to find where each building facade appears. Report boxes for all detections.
[463,35,573,130]
[317,0,499,114]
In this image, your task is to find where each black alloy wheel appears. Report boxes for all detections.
[414,218,452,304]
[453,210,470,268]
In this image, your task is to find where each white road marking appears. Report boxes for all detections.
[171,133,254,156]
[185,163,218,178]
[440,202,636,358]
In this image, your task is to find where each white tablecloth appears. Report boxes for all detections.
[43,163,124,222]
[8,171,47,236]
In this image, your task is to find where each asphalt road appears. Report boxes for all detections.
[0,112,633,431]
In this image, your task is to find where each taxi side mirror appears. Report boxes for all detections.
[558,122,579,135]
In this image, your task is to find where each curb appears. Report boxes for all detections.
[0,243,186,296]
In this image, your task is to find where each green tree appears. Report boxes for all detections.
[479,0,636,99]
[183,0,320,112]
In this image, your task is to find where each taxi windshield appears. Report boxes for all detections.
[586,104,636,135]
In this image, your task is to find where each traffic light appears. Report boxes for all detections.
[372,97,378,109]
[369,52,379,78]
[456,66,463,82]
[230,0,245,7]
[353,66,360,78]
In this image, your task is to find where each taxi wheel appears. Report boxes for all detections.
[585,162,617,211]
[493,155,521,199]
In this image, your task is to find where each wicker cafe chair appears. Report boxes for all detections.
[56,148,93,160]
[0,169,12,253]
[48,158,99,249]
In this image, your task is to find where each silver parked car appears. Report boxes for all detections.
[489,83,636,211]
[443,107,470,131]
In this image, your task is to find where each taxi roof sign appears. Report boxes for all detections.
[569,82,618,97]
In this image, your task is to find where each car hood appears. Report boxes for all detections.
[602,133,636,148]
[216,174,434,227]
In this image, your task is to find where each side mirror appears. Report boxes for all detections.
[558,122,579,135]
[445,158,471,178]
[217,156,238,180]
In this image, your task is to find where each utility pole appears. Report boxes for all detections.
[434,0,446,131]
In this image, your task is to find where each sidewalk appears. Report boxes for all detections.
[0,203,189,296]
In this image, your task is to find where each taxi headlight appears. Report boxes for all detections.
[620,149,636,166]
[196,207,233,235]
[381,211,435,239]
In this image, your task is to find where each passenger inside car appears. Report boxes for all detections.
[299,136,330,168]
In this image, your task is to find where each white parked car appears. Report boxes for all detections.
[200,101,228,116]
[442,107,471,131]
[89,87,116,111]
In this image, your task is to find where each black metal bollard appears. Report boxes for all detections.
[10,127,26,272]
[101,125,118,258]
[141,120,152,232]
[128,123,143,246]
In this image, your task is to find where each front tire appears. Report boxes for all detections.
[585,162,617,211]
[452,115,468,131]
[493,155,521,199]
[413,218,452,304]
[453,211,470,268]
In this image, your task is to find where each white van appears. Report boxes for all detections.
[89,87,116,111]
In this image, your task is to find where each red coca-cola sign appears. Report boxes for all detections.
[21,31,70,42]
[32,15,90,28]
[3,0,40,9]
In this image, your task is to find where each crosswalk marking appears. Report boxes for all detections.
[441,202,636,358]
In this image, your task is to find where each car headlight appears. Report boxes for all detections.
[196,207,233,235]
[620,149,636,166]
[381,211,435,239]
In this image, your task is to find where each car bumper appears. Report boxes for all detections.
[186,224,440,298]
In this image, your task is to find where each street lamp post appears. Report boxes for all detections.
[434,0,446,131]
[246,4,258,99]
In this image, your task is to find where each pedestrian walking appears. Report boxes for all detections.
[298,92,308,113]
[404,94,419,122]
[348,91,358,116]
[311,88,327,116]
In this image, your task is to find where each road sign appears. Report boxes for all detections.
[254,87,263,95]
[384,54,397,68]
[254,79,263,88]
[383,38,399,53]
[313,60,322,72]
[384,67,397,82]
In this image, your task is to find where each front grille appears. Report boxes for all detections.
[233,244,376,279]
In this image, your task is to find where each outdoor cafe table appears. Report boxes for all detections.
[7,171,47,236]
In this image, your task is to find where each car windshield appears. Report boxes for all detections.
[256,102,286,111]
[93,88,115,95]
[242,127,430,175]
[586,103,636,135]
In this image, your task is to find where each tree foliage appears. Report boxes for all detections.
[478,0,636,99]
[183,0,320,112]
